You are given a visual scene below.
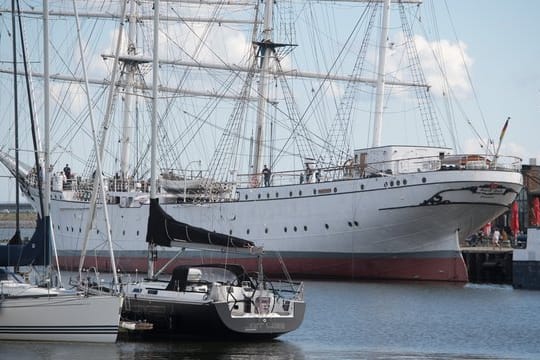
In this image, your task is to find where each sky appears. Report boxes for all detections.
[0,0,539,203]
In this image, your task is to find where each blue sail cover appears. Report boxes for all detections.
[146,198,255,250]
[0,217,50,266]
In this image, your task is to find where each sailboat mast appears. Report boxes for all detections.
[119,0,137,179]
[11,0,21,242]
[251,0,273,181]
[43,0,63,284]
[372,0,391,147]
[148,0,160,279]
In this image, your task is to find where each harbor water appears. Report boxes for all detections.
[1,280,540,359]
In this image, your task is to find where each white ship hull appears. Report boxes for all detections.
[30,167,522,282]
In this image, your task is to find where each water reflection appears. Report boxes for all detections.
[0,339,305,360]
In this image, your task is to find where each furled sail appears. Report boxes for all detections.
[146,198,255,251]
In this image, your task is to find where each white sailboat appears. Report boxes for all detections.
[0,1,523,282]
[0,0,122,343]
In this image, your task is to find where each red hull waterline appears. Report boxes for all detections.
[61,252,469,282]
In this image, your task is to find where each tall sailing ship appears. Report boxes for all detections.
[0,1,522,282]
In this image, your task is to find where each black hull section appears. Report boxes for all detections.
[513,261,540,290]
[121,298,304,340]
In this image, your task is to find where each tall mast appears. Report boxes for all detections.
[251,0,273,181]
[119,0,137,179]
[148,0,160,279]
[372,0,391,147]
[43,0,63,284]
[11,0,21,243]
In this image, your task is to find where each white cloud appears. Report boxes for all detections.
[386,33,473,99]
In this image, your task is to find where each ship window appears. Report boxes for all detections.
[265,228,268,234]
[71,227,74,232]
[97,229,100,234]
[333,187,337,193]
[396,180,400,186]
[304,225,308,231]
[122,230,125,236]
[267,193,270,198]
[258,194,261,199]
[325,224,329,229]
[245,194,248,200]
[348,221,353,227]
[403,179,408,185]
[284,227,288,232]
[299,191,302,196]
[57,225,60,230]
[229,230,232,235]
[422,177,427,183]
[275,192,279,198]
[148,289,158,295]
[354,221,359,226]
[384,182,388,188]
[246,229,250,235]
[361,184,364,190]
[313,189,317,195]
[79,228,81,233]
[390,181,394,187]
[66,226,69,232]
[137,230,140,236]
[289,191,293,197]
[294,226,297,232]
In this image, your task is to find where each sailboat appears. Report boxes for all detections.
[0,0,122,343]
[0,1,523,282]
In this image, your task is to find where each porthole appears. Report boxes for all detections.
[246,229,250,235]
[265,228,268,234]
[66,226,69,231]
[97,229,100,234]
[422,177,427,183]
[57,225,60,230]
[325,224,329,229]
[403,179,408,185]
[354,221,359,226]
[361,184,364,190]
[390,181,394,187]
[71,227,74,232]
[294,226,297,232]
[304,225,308,231]
[122,230,125,236]
[79,228,81,233]
[289,191,293,197]
[284,227,288,232]
[245,194,248,200]
[299,191,302,196]
[258,194,261,199]
[397,180,400,186]
[348,221,353,227]
[333,187,337,193]
[137,230,140,236]
[275,192,279,198]
[313,189,317,195]
[229,230,232,235]
[267,193,270,198]
[384,182,388,187]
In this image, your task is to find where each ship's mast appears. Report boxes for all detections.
[251,0,273,181]
[119,0,138,179]
[372,0,391,147]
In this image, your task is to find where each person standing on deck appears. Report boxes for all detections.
[262,165,271,187]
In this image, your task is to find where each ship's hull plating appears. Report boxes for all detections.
[30,169,522,282]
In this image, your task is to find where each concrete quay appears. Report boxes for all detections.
[461,246,514,284]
